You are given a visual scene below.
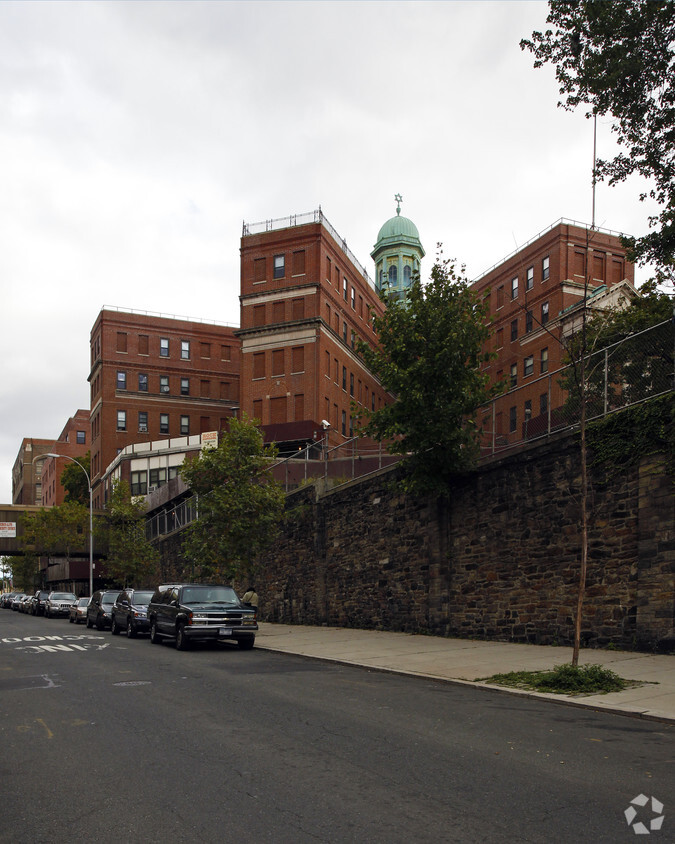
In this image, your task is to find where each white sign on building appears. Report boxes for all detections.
[0,522,17,538]
[201,431,219,450]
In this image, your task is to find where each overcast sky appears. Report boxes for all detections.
[0,0,657,504]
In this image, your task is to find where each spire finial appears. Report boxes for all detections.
[394,193,402,216]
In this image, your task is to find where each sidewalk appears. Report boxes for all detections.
[255,622,675,724]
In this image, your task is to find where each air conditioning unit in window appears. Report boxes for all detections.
[138,425,148,432]
[148,486,157,494]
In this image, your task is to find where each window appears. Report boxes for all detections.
[524,355,534,377]
[342,366,347,391]
[541,301,549,325]
[403,265,411,285]
[542,256,550,282]
[117,371,126,390]
[221,345,232,361]
[496,328,504,349]
[343,277,348,300]
[76,431,86,445]
[159,414,169,434]
[181,340,190,360]
[292,250,306,275]
[273,254,285,279]
[273,301,285,323]
[510,319,518,342]
[116,332,127,353]
[131,470,147,496]
[525,311,533,333]
[272,349,284,377]
[117,410,126,431]
[343,322,347,343]
[510,363,517,388]
[149,468,167,488]
[349,372,354,397]
[138,373,148,392]
[326,256,331,281]
[325,351,330,378]
[540,392,548,416]
[497,286,504,308]
[509,406,517,433]
[351,288,355,310]
[138,411,148,432]
[180,415,189,435]
[291,346,304,373]
[253,353,265,379]
[511,276,518,299]
[540,347,549,373]
[351,330,355,349]
[200,342,211,359]
[200,380,210,398]
[526,266,534,291]
[388,265,398,285]
[372,392,375,412]
[254,257,266,282]
[160,376,169,394]
[138,334,149,355]
[181,377,189,395]
[220,381,231,399]
[160,338,169,357]
[253,305,266,326]
[291,298,304,320]
[341,410,346,436]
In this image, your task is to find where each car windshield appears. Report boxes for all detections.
[102,593,121,605]
[131,591,154,605]
[181,586,239,605]
[77,598,90,606]
[52,593,76,600]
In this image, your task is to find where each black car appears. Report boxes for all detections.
[86,590,122,630]
[147,583,258,651]
[110,589,154,638]
[30,590,51,616]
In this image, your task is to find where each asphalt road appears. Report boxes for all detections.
[0,610,672,844]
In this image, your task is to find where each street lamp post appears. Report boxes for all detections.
[46,453,93,597]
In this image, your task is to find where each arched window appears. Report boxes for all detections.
[388,265,398,285]
[403,265,411,285]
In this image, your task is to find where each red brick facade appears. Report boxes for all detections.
[238,214,389,449]
[41,409,91,506]
[88,309,240,506]
[471,221,635,446]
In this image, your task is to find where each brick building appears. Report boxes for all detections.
[88,308,240,507]
[238,209,391,452]
[40,409,91,506]
[11,438,55,505]
[471,219,635,446]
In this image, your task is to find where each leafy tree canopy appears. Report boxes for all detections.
[179,416,285,582]
[356,257,496,495]
[4,555,38,593]
[100,479,159,588]
[60,452,91,505]
[21,501,89,558]
[521,0,675,275]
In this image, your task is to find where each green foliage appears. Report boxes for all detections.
[355,256,496,494]
[60,452,91,505]
[588,393,674,474]
[4,555,39,593]
[561,283,673,418]
[21,501,89,558]
[521,1,675,275]
[179,416,285,582]
[101,479,159,588]
[484,663,630,695]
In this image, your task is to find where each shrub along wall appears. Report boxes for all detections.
[252,403,673,650]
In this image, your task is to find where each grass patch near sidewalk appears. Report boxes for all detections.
[481,663,638,695]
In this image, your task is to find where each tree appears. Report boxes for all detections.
[61,451,91,505]
[101,479,159,588]
[21,501,89,559]
[356,256,496,495]
[521,1,675,276]
[179,416,285,582]
[4,555,38,593]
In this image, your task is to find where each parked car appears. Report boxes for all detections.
[111,589,154,638]
[19,595,34,613]
[30,590,51,616]
[69,597,90,624]
[86,590,122,630]
[44,591,77,619]
[147,583,258,651]
[10,593,27,610]
[1,592,18,608]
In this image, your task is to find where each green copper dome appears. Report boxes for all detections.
[372,195,425,260]
[376,214,421,244]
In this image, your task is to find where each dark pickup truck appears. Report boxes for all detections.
[147,583,258,651]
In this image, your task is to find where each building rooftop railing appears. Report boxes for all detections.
[100,305,239,329]
[473,218,631,283]
[242,207,376,290]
